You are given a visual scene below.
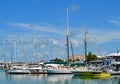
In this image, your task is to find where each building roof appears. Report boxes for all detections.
[106,52,120,57]
[97,56,103,58]
[69,55,84,61]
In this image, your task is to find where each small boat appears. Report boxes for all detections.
[71,68,111,78]
[7,69,30,74]
[72,70,99,76]
[6,64,30,74]
[45,60,72,74]
[6,40,30,74]
[107,69,120,75]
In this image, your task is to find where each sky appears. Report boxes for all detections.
[0,0,120,62]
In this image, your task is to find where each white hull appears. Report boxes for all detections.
[71,68,102,76]
[47,69,72,74]
[108,70,120,75]
[7,69,30,74]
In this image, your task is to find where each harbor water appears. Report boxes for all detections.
[0,70,120,84]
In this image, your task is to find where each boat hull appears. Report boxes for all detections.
[108,70,120,75]
[47,69,72,74]
[7,69,31,74]
[72,70,111,79]
[72,70,102,76]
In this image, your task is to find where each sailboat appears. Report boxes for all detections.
[46,8,73,74]
[28,37,47,74]
[7,40,30,74]
[71,31,110,78]
[7,63,30,74]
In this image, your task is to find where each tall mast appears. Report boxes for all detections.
[84,31,88,64]
[66,8,70,64]
[9,44,13,63]
[34,37,39,64]
[21,38,27,63]
[9,40,13,63]
[70,40,74,62]
[14,40,17,63]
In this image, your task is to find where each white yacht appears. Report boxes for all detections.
[7,64,30,74]
[45,62,74,74]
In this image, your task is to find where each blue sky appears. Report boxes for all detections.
[0,0,120,62]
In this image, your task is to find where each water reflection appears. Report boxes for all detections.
[72,75,120,84]
[109,75,120,84]
[0,70,120,84]
[47,74,73,84]
[5,73,47,84]
[4,73,73,84]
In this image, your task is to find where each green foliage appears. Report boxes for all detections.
[69,58,80,63]
[76,58,80,61]
[87,51,98,62]
[54,58,64,62]
[4,64,7,69]
[69,59,73,62]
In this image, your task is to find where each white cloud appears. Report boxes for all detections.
[108,19,120,25]
[71,39,80,48]
[10,22,65,35]
[7,22,120,45]
[87,29,120,44]
[70,5,80,12]
[5,22,120,60]
[40,44,46,49]
[48,38,59,46]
